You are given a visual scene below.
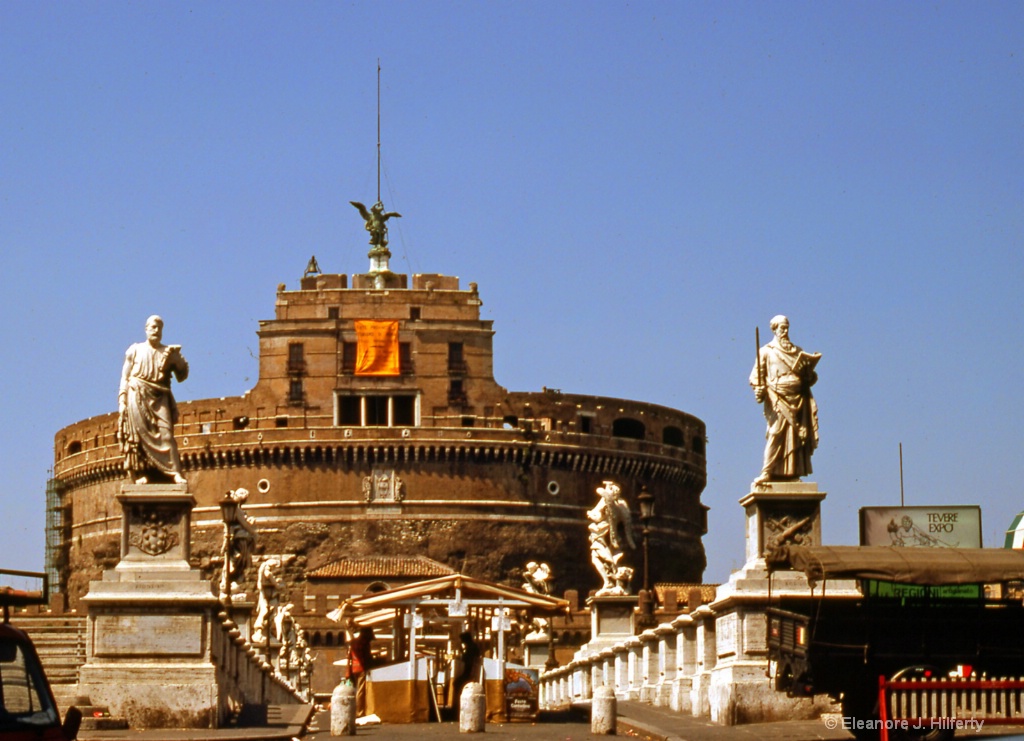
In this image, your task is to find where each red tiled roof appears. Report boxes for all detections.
[307,555,456,580]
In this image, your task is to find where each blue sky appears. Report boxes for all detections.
[1,2,1021,584]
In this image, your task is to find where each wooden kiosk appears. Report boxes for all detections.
[331,573,568,723]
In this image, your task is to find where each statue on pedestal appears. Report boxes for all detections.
[750,315,821,487]
[350,200,401,249]
[117,315,189,484]
[521,561,554,638]
[222,488,257,598]
[587,481,636,596]
[275,602,299,685]
[252,558,281,646]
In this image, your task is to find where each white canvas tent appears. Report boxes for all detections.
[329,573,569,723]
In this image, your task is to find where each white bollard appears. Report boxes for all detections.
[591,685,617,735]
[459,681,486,733]
[331,680,356,736]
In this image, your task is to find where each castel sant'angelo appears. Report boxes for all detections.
[50,202,709,611]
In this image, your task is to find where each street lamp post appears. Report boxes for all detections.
[219,493,239,603]
[637,486,656,626]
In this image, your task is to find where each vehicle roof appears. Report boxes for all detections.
[768,545,1024,586]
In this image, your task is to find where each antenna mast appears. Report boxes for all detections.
[377,59,381,204]
[899,442,905,506]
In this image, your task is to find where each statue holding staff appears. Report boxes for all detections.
[749,315,821,487]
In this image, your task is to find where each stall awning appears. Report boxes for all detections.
[768,545,1024,586]
[330,572,569,621]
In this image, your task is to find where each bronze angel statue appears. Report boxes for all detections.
[351,200,401,248]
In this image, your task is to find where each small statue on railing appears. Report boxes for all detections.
[252,558,281,647]
[275,602,300,686]
[296,630,315,700]
[521,561,554,638]
[221,488,257,599]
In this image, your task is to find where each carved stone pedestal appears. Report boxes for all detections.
[708,481,852,724]
[524,632,553,670]
[78,484,223,729]
[582,595,639,657]
[740,481,825,567]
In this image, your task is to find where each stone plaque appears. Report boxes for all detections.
[94,614,204,657]
[716,613,738,658]
[596,604,633,635]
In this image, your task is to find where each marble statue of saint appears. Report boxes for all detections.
[749,315,821,487]
[587,481,636,596]
[521,562,554,638]
[522,561,553,595]
[350,200,401,249]
[275,602,300,684]
[117,315,189,484]
[225,488,257,595]
[252,558,281,646]
[296,630,315,698]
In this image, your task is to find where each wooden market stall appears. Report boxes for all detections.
[330,573,569,723]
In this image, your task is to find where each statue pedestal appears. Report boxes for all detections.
[708,481,854,724]
[739,481,825,569]
[524,633,551,670]
[78,484,223,729]
[577,595,639,660]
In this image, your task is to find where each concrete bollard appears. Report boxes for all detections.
[330,680,356,736]
[591,685,617,735]
[459,681,486,733]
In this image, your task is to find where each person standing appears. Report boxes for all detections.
[347,627,374,717]
[452,630,481,714]
[118,315,189,484]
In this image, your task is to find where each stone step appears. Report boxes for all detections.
[76,705,129,732]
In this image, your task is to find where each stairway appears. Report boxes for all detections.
[15,614,87,711]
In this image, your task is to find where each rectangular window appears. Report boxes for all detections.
[410,307,421,321]
[393,396,415,426]
[328,307,339,319]
[288,343,305,374]
[339,396,361,426]
[365,396,388,426]
[448,342,466,374]
[289,379,304,403]
[579,415,594,434]
[449,379,466,405]
[342,342,357,374]
[399,342,413,375]
[337,394,417,427]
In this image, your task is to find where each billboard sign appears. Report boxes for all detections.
[859,506,982,548]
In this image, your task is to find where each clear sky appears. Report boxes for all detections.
[1,2,1021,584]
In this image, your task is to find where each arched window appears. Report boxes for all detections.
[662,426,684,447]
[67,441,83,455]
[612,418,645,440]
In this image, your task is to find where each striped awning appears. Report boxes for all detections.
[1005,511,1024,549]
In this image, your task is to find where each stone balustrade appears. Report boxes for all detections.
[211,609,305,721]
[539,575,838,726]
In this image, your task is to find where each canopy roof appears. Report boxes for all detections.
[333,572,569,620]
[768,545,1024,586]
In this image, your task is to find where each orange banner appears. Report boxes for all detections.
[355,320,400,376]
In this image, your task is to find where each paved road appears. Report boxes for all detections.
[79,703,1024,741]
[300,705,855,741]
